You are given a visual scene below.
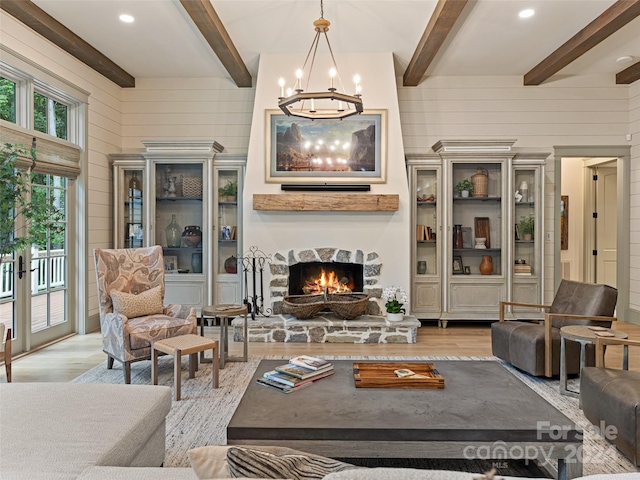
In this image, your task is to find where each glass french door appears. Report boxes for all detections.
[0,173,72,355]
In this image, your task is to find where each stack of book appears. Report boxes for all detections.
[514,264,532,275]
[257,355,334,394]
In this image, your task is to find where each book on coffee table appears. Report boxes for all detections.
[289,355,332,371]
[256,377,312,394]
[264,369,335,387]
[275,363,333,379]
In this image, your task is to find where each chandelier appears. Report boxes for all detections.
[277,0,363,120]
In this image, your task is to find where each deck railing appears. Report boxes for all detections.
[0,249,65,299]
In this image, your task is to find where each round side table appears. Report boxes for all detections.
[559,325,628,401]
[200,304,248,369]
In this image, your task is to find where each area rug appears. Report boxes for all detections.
[72,355,637,476]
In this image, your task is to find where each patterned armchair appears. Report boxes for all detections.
[94,246,197,383]
[0,324,11,382]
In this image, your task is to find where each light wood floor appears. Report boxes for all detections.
[5,320,640,382]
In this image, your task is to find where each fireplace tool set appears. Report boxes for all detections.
[240,246,272,320]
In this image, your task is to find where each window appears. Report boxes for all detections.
[0,77,17,123]
[34,91,68,140]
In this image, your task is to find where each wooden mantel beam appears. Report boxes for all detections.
[524,0,640,86]
[0,0,135,88]
[616,60,640,84]
[179,0,252,88]
[253,194,399,212]
[403,0,469,87]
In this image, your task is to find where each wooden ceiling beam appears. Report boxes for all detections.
[524,0,640,86]
[179,0,252,88]
[403,0,468,87]
[616,60,640,84]
[0,0,135,88]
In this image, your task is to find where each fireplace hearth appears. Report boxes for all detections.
[269,247,383,316]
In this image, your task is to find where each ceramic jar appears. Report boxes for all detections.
[224,255,238,274]
[191,252,202,273]
[479,255,493,275]
[181,225,202,248]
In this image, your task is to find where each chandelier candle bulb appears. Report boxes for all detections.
[329,68,336,90]
[278,78,285,98]
[295,69,303,91]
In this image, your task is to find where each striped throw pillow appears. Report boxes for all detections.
[227,447,360,479]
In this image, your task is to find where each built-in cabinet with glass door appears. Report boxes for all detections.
[407,141,547,326]
[407,155,442,317]
[110,143,245,313]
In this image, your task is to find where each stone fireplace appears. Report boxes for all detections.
[269,247,383,316]
[288,261,363,295]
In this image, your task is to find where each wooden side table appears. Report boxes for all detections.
[200,304,248,369]
[559,325,628,401]
[152,334,219,401]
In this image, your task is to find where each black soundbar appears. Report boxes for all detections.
[280,184,371,192]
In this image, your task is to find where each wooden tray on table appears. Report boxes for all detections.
[353,362,445,389]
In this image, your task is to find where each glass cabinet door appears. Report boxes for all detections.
[415,169,438,277]
[451,162,503,276]
[122,168,144,248]
[216,169,239,277]
[514,167,537,277]
[154,162,204,275]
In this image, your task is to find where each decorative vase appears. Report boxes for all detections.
[191,252,202,273]
[224,255,238,274]
[386,312,404,322]
[523,233,533,241]
[167,176,177,197]
[417,260,427,275]
[165,214,181,248]
[479,255,493,275]
[471,168,488,197]
[474,237,487,249]
[461,190,470,198]
[181,225,202,248]
[453,224,464,249]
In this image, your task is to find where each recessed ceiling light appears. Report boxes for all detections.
[119,14,134,23]
[519,9,535,19]
[616,55,634,64]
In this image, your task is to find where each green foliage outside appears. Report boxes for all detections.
[0,143,65,267]
[0,77,16,123]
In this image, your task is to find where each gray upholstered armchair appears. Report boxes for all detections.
[94,246,197,383]
[491,279,617,377]
[581,336,640,466]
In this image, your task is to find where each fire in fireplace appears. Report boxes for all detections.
[289,262,364,295]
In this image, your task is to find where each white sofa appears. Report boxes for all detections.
[0,383,172,480]
[2,382,637,480]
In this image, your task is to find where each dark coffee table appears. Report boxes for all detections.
[228,360,583,480]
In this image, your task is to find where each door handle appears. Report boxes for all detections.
[17,255,38,280]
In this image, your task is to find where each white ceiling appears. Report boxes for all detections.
[30,0,640,83]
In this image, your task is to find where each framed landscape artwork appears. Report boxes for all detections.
[265,109,387,183]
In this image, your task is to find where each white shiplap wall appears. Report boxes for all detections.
[1,12,122,331]
[121,78,255,153]
[398,75,631,304]
[629,81,640,316]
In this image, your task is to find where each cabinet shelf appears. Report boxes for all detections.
[417,201,436,206]
[163,246,203,251]
[453,248,501,254]
[515,202,535,207]
[515,240,535,244]
[453,197,501,203]
[418,240,437,244]
[156,197,203,202]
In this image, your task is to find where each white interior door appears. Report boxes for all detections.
[595,166,617,287]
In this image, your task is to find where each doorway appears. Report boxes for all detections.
[555,146,630,321]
